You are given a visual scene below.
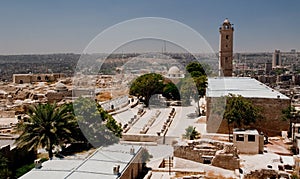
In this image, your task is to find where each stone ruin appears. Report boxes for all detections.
[174,139,240,170]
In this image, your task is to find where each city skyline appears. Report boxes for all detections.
[1,0,300,54]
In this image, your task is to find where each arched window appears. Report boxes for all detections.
[37,76,41,81]
[226,35,229,39]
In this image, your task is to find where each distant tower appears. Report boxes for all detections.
[272,49,281,68]
[219,18,234,76]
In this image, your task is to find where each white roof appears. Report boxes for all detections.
[207,77,289,100]
[20,144,142,179]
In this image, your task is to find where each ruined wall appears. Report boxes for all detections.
[173,140,224,163]
[206,97,290,136]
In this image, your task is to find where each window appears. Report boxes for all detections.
[298,127,300,133]
[236,134,244,141]
[248,135,255,142]
[226,35,229,39]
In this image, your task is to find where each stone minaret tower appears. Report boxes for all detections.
[219,18,234,76]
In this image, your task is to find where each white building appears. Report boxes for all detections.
[233,129,264,154]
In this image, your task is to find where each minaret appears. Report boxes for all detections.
[219,18,234,76]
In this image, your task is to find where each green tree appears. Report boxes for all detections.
[129,73,165,107]
[186,61,206,77]
[224,94,262,140]
[162,81,180,100]
[180,62,207,114]
[183,126,200,140]
[73,97,122,147]
[15,103,76,159]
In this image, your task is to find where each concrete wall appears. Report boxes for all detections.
[206,97,290,136]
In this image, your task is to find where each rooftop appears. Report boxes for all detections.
[20,144,142,179]
[206,77,289,100]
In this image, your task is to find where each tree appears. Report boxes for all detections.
[15,103,76,159]
[183,126,200,140]
[72,97,122,147]
[224,94,262,140]
[181,62,208,114]
[186,61,206,77]
[129,73,165,107]
[162,81,180,100]
[282,105,297,138]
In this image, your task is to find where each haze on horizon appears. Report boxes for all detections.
[0,0,300,55]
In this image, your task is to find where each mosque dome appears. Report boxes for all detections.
[167,66,184,78]
[168,66,180,75]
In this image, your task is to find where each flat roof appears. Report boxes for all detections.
[20,144,142,179]
[207,77,289,99]
[233,129,259,135]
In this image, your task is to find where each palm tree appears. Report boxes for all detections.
[183,126,200,140]
[15,103,76,159]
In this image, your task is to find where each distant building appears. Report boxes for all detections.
[233,129,264,154]
[206,77,290,136]
[219,18,234,77]
[21,144,146,179]
[272,50,282,68]
[13,73,65,84]
[167,66,184,78]
[265,62,272,75]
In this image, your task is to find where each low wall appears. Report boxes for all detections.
[121,134,162,142]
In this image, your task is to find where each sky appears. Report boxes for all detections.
[0,0,300,54]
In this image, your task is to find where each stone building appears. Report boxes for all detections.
[13,73,65,84]
[206,77,290,136]
[219,18,234,77]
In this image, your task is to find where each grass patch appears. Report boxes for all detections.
[15,158,48,178]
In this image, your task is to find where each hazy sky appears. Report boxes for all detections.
[0,0,300,54]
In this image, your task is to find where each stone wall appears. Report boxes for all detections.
[13,73,65,84]
[174,140,240,170]
[46,90,72,103]
[174,140,224,163]
[206,97,290,136]
[121,134,162,142]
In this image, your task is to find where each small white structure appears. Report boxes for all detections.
[233,129,264,154]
